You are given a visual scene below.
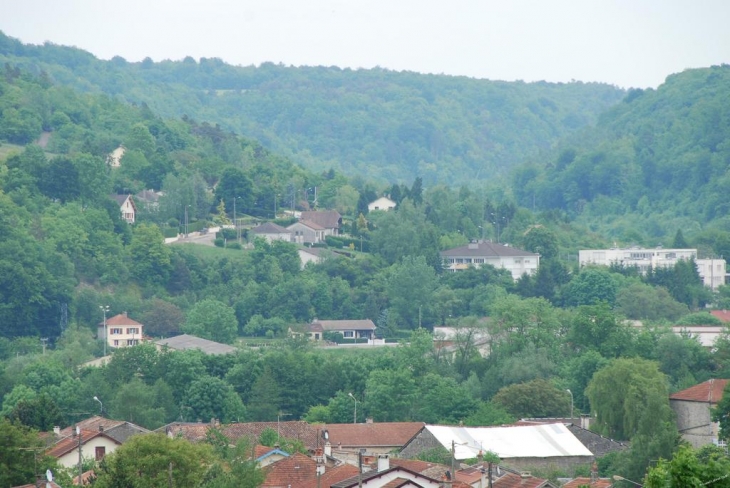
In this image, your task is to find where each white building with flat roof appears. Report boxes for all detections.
[578,247,725,289]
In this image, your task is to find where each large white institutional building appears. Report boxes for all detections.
[578,247,726,290]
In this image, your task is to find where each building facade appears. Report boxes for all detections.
[98,313,143,349]
[440,241,539,280]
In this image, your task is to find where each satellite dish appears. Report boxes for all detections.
[46,469,53,482]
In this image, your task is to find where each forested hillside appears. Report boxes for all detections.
[0,31,624,185]
[511,64,730,252]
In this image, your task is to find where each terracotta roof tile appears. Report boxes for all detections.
[47,430,119,458]
[299,464,360,488]
[58,417,125,437]
[255,445,277,458]
[492,472,552,488]
[104,313,143,326]
[324,423,424,448]
[711,310,730,323]
[161,421,321,450]
[562,478,613,488]
[262,453,317,488]
[669,379,729,403]
[380,477,425,488]
[389,459,448,480]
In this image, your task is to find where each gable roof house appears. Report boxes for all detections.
[322,422,425,463]
[440,241,539,280]
[251,222,293,243]
[670,378,730,447]
[309,319,377,341]
[300,211,342,236]
[368,197,397,212]
[47,429,121,468]
[288,220,326,244]
[57,416,149,444]
[110,194,136,224]
[298,247,339,268]
[97,313,144,350]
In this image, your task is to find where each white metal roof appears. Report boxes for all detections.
[425,424,592,460]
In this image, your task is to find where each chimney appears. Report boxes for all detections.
[520,472,532,479]
[53,426,60,436]
[123,311,127,317]
[580,414,591,430]
[324,441,332,457]
[98,425,104,432]
[590,462,598,483]
[377,454,390,473]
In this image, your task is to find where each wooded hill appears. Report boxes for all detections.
[0,31,624,185]
[511,64,730,251]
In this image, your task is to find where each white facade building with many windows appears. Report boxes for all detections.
[578,247,726,289]
[440,241,539,280]
[98,313,144,348]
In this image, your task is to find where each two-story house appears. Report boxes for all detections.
[440,241,540,280]
[98,312,144,349]
[110,194,136,224]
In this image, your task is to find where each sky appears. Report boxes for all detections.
[1,0,729,89]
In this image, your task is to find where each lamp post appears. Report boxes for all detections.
[566,389,574,420]
[348,392,358,424]
[93,396,103,415]
[612,475,643,487]
[99,305,110,357]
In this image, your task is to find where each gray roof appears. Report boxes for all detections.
[155,334,238,355]
[251,222,290,234]
[311,319,376,331]
[440,241,538,258]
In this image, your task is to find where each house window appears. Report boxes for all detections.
[514,258,522,264]
[343,331,354,338]
[474,258,484,264]
[113,340,119,346]
[126,328,139,335]
[95,446,106,460]
[110,328,123,335]
[127,339,138,346]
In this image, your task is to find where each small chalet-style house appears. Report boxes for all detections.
[441,241,540,280]
[308,319,377,341]
[98,312,144,349]
[110,194,136,224]
[300,211,342,236]
[250,222,293,243]
[670,378,729,448]
[367,197,396,212]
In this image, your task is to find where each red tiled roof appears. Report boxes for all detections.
[711,310,730,323]
[255,445,277,458]
[389,458,448,480]
[299,464,360,488]
[73,469,95,486]
[47,430,119,458]
[669,379,730,403]
[58,416,125,437]
[325,422,424,448]
[562,478,613,488]
[493,472,552,488]
[161,421,320,449]
[105,313,143,326]
[262,453,317,488]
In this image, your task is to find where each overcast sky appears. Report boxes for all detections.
[2,0,729,89]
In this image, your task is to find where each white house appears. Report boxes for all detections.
[110,194,136,224]
[47,429,121,468]
[98,313,143,349]
[578,247,725,289]
[367,197,397,212]
[288,220,326,244]
[440,241,540,280]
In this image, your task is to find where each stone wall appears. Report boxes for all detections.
[671,399,717,448]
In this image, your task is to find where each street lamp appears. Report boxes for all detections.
[99,305,110,356]
[566,389,574,420]
[348,392,358,424]
[93,396,103,415]
[612,475,642,487]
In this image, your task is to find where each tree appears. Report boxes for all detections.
[386,256,439,328]
[521,225,559,260]
[615,282,689,321]
[0,418,59,488]
[182,376,247,423]
[645,444,730,488]
[672,229,689,249]
[585,357,672,440]
[712,382,730,442]
[93,433,213,488]
[560,267,619,307]
[127,223,172,286]
[9,393,63,431]
[184,299,238,344]
[492,379,571,418]
[141,298,184,337]
[568,303,634,358]
[247,367,281,421]
[200,434,264,488]
[109,378,167,429]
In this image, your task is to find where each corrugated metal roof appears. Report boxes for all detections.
[155,334,238,355]
[425,424,592,460]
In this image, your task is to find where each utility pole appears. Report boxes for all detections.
[99,305,109,356]
[77,426,82,483]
